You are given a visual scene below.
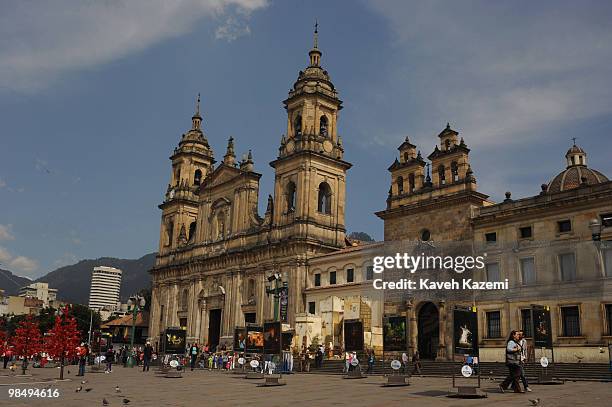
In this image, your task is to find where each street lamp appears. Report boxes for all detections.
[127,295,146,368]
[589,218,602,242]
[265,273,283,322]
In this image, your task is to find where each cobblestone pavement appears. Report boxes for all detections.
[0,367,609,407]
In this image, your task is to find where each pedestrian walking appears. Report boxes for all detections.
[105,346,114,373]
[143,342,153,372]
[518,330,532,392]
[412,351,422,375]
[401,351,409,374]
[189,344,198,371]
[367,350,375,373]
[77,343,89,377]
[499,330,524,393]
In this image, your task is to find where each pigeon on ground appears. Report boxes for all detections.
[85,388,93,392]
[103,399,109,406]
[123,398,131,404]
[81,380,88,384]
[76,386,82,392]
[528,399,541,406]
[115,385,121,393]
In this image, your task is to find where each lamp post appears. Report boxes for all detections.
[590,218,602,242]
[265,273,283,322]
[127,295,146,368]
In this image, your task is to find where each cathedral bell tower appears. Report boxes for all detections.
[158,95,215,254]
[270,25,351,248]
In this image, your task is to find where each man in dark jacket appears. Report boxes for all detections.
[143,342,153,372]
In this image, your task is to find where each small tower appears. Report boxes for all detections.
[388,137,426,199]
[428,123,471,188]
[158,94,215,253]
[270,24,351,247]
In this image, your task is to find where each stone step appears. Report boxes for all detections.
[304,360,612,381]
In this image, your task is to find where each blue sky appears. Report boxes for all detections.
[1,0,611,278]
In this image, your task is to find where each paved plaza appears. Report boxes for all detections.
[0,367,609,407]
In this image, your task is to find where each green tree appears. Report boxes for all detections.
[348,232,375,242]
[71,304,101,341]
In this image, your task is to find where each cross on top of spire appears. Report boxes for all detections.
[313,20,319,49]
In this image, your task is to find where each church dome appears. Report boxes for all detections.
[546,143,608,193]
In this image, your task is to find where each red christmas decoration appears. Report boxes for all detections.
[45,305,81,379]
[11,315,43,375]
[0,320,7,356]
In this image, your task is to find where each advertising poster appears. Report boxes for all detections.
[344,319,364,352]
[532,306,553,348]
[281,332,293,351]
[453,307,478,356]
[246,325,264,353]
[234,327,247,352]
[383,316,407,351]
[164,328,187,354]
[280,283,289,323]
[263,321,282,354]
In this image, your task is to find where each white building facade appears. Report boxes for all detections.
[88,266,122,310]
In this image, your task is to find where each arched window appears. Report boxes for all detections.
[194,169,202,185]
[294,114,302,136]
[317,182,332,214]
[397,176,404,194]
[166,220,174,246]
[420,229,431,242]
[247,279,256,302]
[438,165,446,185]
[216,211,226,240]
[188,221,197,242]
[319,115,328,137]
[287,181,296,212]
[403,152,409,162]
[445,139,451,150]
[408,173,415,192]
[174,168,181,186]
[451,161,459,182]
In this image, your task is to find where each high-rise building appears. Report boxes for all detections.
[88,266,122,310]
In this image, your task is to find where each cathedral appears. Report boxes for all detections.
[150,29,612,363]
[149,29,350,349]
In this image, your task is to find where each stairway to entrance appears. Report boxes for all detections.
[305,359,612,382]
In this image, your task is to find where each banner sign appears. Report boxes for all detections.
[532,305,553,348]
[234,327,247,352]
[281,332,293,351]
[453,307,478,356]
[383,316,407,351]
[263,321,282,354]
[246,324,264,353]
[344,319,364,352]
[279,283,288,323]
[164,328,187,354]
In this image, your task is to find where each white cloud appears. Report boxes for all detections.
[0,224,14,241]
[53,253,79,269]
[0,177,6,188]
[362,0,612,148]
[9,256,39,274]
[0,0,268,92]
[0,245,39,275]
[215,15,252,41]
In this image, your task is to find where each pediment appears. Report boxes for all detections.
[202,164,242,189]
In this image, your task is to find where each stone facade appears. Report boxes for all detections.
[149,30,351,349]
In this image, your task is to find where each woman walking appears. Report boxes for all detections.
[499,330,524,393]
